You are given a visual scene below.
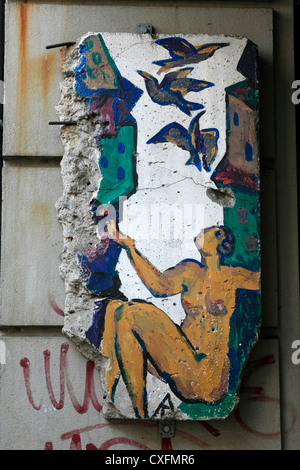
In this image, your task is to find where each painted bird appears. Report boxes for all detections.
[153,37,229,74]
[137,67,214,116]
[147,110,219,172]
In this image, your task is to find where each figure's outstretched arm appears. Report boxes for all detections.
[106,220,186,297]
[234,266,260,291]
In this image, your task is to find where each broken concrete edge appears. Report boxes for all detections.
[56,32,260,421]
[206,187,236,207]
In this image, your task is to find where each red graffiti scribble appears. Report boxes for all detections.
[176,429,210,449]
[234,397,281,439]
[199,421,221,437]
[59,423,152,450]
[46,343,102,413]
[161,437,173,450]
[43,344,67,410]
[20,348,295,450]
[19,358,42,410]
[55,421,210,450]
[94,437,151,450]
[70,434,82,450]
[44,442,53,450]
[85,443,102,450]
[61,424,106,449]
[196,354,295,442]
[66,359,102,414]
[20,343,102,414]
[233,354,279,438]
[240,354,275,387]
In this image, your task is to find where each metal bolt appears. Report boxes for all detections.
[158,420,175,438]
[137,23,153,35]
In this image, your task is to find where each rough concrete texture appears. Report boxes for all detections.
[56,43,106,355]
[56,32,260,421]
[0,167,65,326]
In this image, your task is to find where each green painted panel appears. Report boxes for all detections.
[97,125,136,205]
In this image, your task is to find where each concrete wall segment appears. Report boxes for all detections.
[0,166,65,325]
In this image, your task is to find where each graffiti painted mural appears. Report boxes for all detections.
[56,33,260,421]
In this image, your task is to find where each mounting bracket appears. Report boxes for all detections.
[137,23,153,35]
[158,420,176,438]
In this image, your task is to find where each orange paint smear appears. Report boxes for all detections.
[16,4,29,151]
[15,4,58,155]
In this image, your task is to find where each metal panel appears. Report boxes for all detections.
[0,166,65,325]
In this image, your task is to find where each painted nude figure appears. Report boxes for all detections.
[101,220,260,419]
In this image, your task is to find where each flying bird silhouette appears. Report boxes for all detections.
[147,110,219,172]
[153,37,229,73]
[137,67,214,116]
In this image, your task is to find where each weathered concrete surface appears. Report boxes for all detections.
[0,167,65,326]
[0,337,282,449]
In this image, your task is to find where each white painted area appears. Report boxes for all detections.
[101,33,246,175]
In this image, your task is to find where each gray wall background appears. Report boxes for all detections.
[0,0,299,450]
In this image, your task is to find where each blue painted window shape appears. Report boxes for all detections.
[117,166,126,180]
[233,112,239,126]
[118,142,125,154]
[245,141,253,162]
[100,156,109,168]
